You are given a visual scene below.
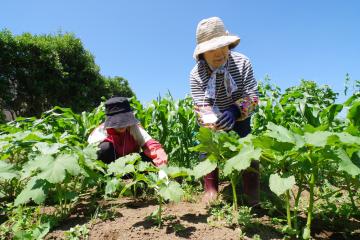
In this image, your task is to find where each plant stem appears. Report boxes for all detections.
[231,174,238,212]
[293,185,302,230]
[157,196,162,227]
[305,167,316,239]
[286,190,292,229]
[345,175,357,212]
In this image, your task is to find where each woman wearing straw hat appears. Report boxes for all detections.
[190,17,259,206]
[88,97,168,167]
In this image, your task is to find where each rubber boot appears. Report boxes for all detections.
[202,168,219,204]
[242,160,260,207]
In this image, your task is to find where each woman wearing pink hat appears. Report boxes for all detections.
[190,17,259,206]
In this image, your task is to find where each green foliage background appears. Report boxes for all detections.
[0,30,134,120]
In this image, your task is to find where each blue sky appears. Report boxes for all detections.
[1,0,359,104]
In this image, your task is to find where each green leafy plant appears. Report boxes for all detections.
[131,94,199,168]
[64,224,90,240]
[104,153,186,226]
[256,122,360,239]
[208,202,234,226]
[191,127,261,211]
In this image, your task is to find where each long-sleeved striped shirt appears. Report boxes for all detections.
[190,51,259,121]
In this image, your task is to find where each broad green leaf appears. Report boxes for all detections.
[335,149,360,177]
[0,161,18,180]
[14,231,32,240]
[223,145,261,176]
[224,142,237,151]
[33,142,63,155]
[269,173,295,196]
[304,103,320,127]
[22,155,54,179]
[344,94,359,106]
[335,132,360,145]
[159,181,183,202]
[190,129,212,153]
[108,160,135,176]
[304,131,333,147]
[161,166,190,178]
[116,153,141,165]
[0,141,9,151]
[83,144,99,160]
[31,221,50,240]
[266,122,295,143]
[192,159,217,179]
[105,178,120,196]
[320,104,343,124]
[347,101,360,127]
[13,131,52,142]
[266,122,304,148]
[38,154,80,183]
[14,178,48,206]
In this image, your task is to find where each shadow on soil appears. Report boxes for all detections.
[180,213,209,224]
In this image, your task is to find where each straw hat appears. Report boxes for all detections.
[104,97,139,129]
[193,17,240,60]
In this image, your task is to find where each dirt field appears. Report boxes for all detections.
[44,197,279,240]
[43,192,360,240]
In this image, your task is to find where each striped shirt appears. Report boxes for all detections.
[190,51,258,120]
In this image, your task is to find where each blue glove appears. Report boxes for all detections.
[215,105,241,131]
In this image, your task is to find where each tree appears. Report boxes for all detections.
[0,30,134,119]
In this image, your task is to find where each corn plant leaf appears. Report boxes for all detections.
[191,159,217,179]
[269,173,295,196]
[223,145,261,176]
[0,161,18,180]
[159,181,183,202]
[37,154,80,183]
[14,178,49,206]
[335,148,360,177]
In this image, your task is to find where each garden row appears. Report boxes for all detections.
[0,80,359,239]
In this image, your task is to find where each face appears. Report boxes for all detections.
[203,45,229,69]
[115,127,127,133]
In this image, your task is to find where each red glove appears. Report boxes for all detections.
[143,139,168,167]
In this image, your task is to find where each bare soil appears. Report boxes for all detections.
[44,195,286,240]
[43,183,360,240]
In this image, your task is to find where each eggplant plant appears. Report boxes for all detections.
[190,127,261,211]
[105,153,186,226]
[256,122,360,239]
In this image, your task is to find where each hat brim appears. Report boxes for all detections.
[193,35,240,60]
[104,112,139,129]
